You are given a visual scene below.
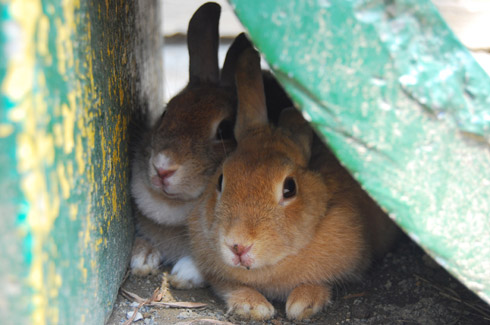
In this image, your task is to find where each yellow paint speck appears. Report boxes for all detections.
[53,123,63,147]
[2,51,35,102]
[70,204,78,221]
[37,15,50,57]
[80,258,87,282]
[75,135,85,174]
[8,104,27,122]
[61,103,75,154]
[112,183,118,213]
[95,237,103,252]
[119,85,124,106]
[0,124,14,137]
[57,164,71,199]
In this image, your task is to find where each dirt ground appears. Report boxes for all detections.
[107,236,490,325]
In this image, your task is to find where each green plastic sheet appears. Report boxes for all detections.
[230,0,490,304]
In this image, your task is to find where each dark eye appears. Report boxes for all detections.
[216,119,234,141]
[217,174,223,192]
[283,177,296,199]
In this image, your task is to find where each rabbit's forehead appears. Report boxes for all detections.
[234,131,306,165]
[224,150,294,186]
[158,93,234,136]
[166,85,234,115]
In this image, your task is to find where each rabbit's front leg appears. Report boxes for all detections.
[222,285,275,320]
[130,236,162,276]
[285,283,331,320]
[168,255,205,289]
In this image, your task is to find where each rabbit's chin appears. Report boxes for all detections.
[148,173,205,201]
[149,175,180,198]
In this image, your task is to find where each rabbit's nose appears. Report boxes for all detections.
[230,244,252,257]
[156,168,176,180]
[228,243,253,269]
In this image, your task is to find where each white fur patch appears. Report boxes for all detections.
[131,163,194,225]
[169,256,205,289]
[152,152,173,171]
[131,249,161,276]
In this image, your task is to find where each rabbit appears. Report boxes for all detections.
[187,47,400,320]
[130,2,252,288]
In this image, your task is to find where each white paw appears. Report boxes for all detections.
[168,256,206,289]
[130,249,161,276]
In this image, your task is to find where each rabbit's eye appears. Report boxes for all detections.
[159,110,167,121]
[283,177,296,199]
[217,174,223,192]
[156,110,167,128]
[216,119,234,141]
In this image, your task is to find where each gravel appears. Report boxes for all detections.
[107,237,490,324]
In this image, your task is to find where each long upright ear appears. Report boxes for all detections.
[278,107,313,160]
[187,2,220,84]
[234,48,268,141]
[220,33,253,87]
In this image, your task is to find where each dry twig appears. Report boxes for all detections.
[120,288,207,309]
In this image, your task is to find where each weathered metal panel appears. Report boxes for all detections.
[230,0,490,304]
[0,0,161,323]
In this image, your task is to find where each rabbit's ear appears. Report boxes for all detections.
[221,33,253,87]
[187,2,221,84]
[278,107,313,160]
[234,47,268,141]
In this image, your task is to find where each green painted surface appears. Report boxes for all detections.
[0,4,31,323]
[0,0,140,323]
[230,0,490,304]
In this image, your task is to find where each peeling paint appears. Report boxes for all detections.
[1,0,136,323]
[0,124,14,137]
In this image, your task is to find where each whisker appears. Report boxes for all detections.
[220,137,228,157]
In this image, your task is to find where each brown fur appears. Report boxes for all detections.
[130,3,239,277]
[188,48,399,320]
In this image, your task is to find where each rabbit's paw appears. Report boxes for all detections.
[226,287,275,320]
[169,256,206,289]
[130,237,161,276]
[286,284,331,320]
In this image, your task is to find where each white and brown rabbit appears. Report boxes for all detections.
[130,2,252,288]
[187,47,400,320]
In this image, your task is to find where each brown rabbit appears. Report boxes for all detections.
[130,2,251,288]
[187,47,400,320]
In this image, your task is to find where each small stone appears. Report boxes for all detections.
[130,302,140,308]
[384,280,392,290]
[126,311,143,322]
[176,311,194,319]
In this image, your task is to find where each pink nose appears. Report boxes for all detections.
[156,168,176,180]
[229,244,251,257]
[228,244,253,269]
